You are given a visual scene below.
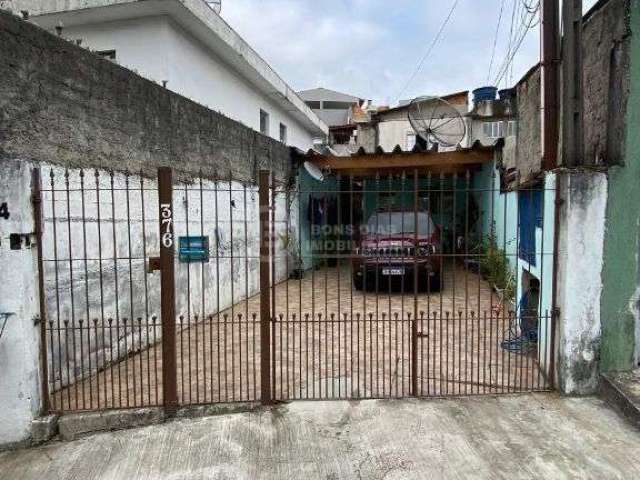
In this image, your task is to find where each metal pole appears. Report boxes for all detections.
[412,169,419,397]
[259,170,272,404]
[541,0,560,170]
[32,168,50,415]
[542,0,562,390]
[158,167,177,415]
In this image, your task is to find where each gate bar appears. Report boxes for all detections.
[411,169,419,397]
[259,170,272,404]
[32,168,50,414]
[158,167,178,414]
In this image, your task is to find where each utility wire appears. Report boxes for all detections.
[492,0,539,87]
[505,0,520,86]
[395,0,460,103]
[487,0,507,84]
[492,0,532,86]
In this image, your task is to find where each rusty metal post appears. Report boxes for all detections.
[411,169,419,397]
[158,167,177,414]
[541,0,560,170]
[259,170,272,404]
[32,167,50,414]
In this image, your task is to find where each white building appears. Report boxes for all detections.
[10,0,328,150]
[298,87,363,128]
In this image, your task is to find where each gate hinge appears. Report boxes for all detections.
[148,257,161,273]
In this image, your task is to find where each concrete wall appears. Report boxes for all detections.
[40,166,292,392]
[0,10,296,446]
[0,10,291,183]
[600,0,638,371]
[582,0,631,167]
[556,172,608,394]
[0,160,42,448]
[513,67,541,182]
[58,16,316,151]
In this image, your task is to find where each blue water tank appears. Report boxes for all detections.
[473,86,498,103]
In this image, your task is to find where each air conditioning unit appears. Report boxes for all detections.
[205,1,221,14]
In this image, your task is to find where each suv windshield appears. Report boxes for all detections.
[366,212,436,236]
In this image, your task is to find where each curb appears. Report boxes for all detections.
[600,373,640,429]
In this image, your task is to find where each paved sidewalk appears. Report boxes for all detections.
[2,394,639,479]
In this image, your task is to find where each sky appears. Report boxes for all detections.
[221,0,599,106]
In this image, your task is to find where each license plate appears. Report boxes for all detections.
[382,268,405,276]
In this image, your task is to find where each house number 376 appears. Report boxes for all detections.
[160,203,173,248]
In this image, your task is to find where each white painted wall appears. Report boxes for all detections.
[163,18,314,151]
[60,16,170,85]
[556,171,607,394]
[377,117,472,153]
[40,166,294,395]
[0,160,42,447]
[59,16,316,151]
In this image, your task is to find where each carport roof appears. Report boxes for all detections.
[297,140,499,176]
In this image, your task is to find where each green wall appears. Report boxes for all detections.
[600,2,640,372]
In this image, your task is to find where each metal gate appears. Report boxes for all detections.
[36,165,555,414]
[267,167,555,401]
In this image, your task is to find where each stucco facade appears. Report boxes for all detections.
[600,0,638,372]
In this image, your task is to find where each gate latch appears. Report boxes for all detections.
[148,257,161,273]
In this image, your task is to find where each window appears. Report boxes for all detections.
[507,120,518,137]
[305,101,321,109]
[518,188,543,266]
[260,109,270,136]
[323,101,353,110]
[279,123,288,144]
[96,49,116,61]
[483,121,505,139]
[406,133,417,151]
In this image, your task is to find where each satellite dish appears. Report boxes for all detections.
[407,96,467,149]
[303,161,324,182]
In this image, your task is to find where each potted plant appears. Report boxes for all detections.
[279,230,304,279]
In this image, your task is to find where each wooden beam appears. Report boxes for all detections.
[318,164,484,177]
[312,149,493,173]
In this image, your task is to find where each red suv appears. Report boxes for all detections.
[352,209,442,292]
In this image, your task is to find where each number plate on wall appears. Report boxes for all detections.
[179,236,210,263]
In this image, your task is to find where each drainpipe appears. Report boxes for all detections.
[541,0,561,389]
[550,171,563,390]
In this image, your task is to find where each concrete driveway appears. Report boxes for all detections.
[1,394,639,479]
[55,264,541,411]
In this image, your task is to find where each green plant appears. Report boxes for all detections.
[279,230,304,278]
[477,232,516,305]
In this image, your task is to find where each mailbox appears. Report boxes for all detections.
[179,236,209,263]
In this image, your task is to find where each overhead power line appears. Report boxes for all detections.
[492,0,540,87]
[487,0,508,84]
[395,0,460,103]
